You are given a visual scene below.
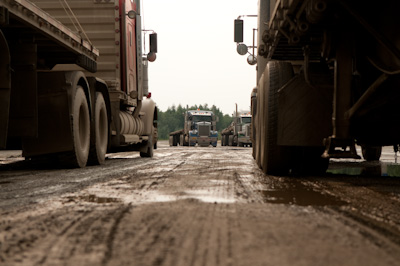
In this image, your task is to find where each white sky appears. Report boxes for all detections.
[141,0,259,116]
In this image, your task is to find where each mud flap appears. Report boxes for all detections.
[277,73,333,146]
[8,43,38,141]
[0,30,10,148]
[22,71,89,157]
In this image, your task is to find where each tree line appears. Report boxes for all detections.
[156,104,233,140]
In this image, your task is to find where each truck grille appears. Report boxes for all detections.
[198,124,210,136]
[245,124,250,137]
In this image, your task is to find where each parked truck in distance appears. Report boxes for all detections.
[236,0,400,175]
[221,108,252,147]
[169,110,218,147]
[0,0,158,168]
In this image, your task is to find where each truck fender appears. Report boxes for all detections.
[140,97,157,136]
[64,71,92,117]
[0,29,11,149]
[23,71,91,158]
[86,77,111,126]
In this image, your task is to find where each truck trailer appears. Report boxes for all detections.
[169,110,218,147]
[0,0,158,167]
[237,0,400,175]
[221,105,252,147]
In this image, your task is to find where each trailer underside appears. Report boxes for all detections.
[253,0,400,174]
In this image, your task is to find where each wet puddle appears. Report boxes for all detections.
[66,194,121,204]
[182,189,236,204]
[328,160,400,177]
[259,184,346,207]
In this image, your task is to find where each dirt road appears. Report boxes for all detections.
[1,141,400,266]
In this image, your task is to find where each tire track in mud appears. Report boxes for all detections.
[1,209,88,264]
[269,175,400,257]
[303,177,400,251]
[36,210,97,265]
[171,148,265,204]
[0,149,194,212]
[147,158,188,189]
[0,198,136,265]
[327,207,400,258]
[102,206,131,266]
[100,148,255,266]
[105,200,241,266]
[3,143,400,265]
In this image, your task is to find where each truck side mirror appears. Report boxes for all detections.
[234,19,243,43]
[150,33,157,53]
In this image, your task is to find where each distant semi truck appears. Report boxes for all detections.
[169,110,218,147]
[221,106,252,147]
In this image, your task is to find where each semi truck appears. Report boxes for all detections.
[169,110,218,147]
[221,105,252,147]
[0,0,158,168]
[236,0,400,175]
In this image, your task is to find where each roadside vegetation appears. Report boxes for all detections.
[157,104,233,140]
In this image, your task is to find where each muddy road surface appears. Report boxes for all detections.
[1,142,400,266]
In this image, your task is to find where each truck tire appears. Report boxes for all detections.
[233,135,238,146]
[228,135,233,146]
[59,86,90,168]
[88,92,108,165]
[258,61,294,175]
[153,126,158,149]
[255,73,265,168]
[169,135,178,146]
[223,135,227,146]
[140,126,154,158]
[361,145,382,161]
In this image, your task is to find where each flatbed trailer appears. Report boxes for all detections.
[0,0,158,167]
[0,0,98,70]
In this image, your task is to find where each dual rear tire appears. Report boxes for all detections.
[361,145,382,161]
[61,86,91,168]
[88,92,108,165]
[256,62,293,175]
[221,135,230,146]
[61,87,108,168]
[255,62,329,175]
[140,126,155,158]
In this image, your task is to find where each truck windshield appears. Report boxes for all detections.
[193,115,212,122]
[242,117,251,124]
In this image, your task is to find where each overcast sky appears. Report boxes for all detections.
[141,0,259,116]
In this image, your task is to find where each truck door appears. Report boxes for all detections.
[120,0,141,100]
